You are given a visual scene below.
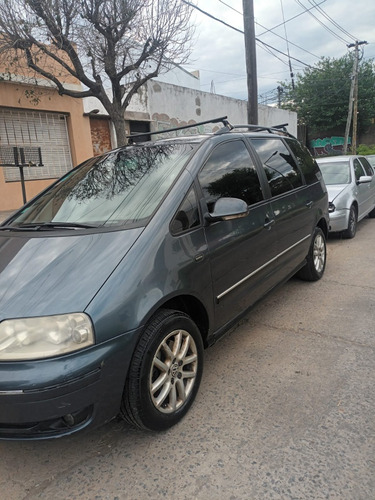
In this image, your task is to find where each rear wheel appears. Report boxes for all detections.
[343,205,357,238]
[297,227,326,281]
[121,309,203,431]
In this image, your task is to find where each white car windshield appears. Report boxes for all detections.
[318,161,351,185]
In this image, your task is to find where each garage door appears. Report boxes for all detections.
[0,108,73,181]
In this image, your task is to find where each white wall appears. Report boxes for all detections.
[83,79,297,138]
[153,66,200,90]
[146,80,297,136]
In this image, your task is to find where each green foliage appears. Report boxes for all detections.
[357,144,375,155]
[280,55,375,135]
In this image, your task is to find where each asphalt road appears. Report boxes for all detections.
[1,218,374,500]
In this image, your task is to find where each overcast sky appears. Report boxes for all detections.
[182,0,375,103]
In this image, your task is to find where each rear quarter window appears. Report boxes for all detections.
[250,137,303,196]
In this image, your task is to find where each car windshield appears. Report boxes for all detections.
[318,161,351,185]
[8,143,196,228]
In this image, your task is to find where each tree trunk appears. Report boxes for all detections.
[111,113,128,147]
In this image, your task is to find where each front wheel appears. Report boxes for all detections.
[343,205,357,238]
[121,309,204,431]
[297,227,326,281]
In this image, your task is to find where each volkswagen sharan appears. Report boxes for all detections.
[0,118,329,439]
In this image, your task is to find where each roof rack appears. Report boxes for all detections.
[220,123,294,138]
[127,116,231,141]
[126,117,295,142]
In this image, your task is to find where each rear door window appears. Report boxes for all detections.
[359,157,374,176]
[250,138,303,196]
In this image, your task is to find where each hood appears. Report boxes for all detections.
[326,184,349,203]
[0,228,142,321]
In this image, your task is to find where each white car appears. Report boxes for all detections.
[316,155,375,238]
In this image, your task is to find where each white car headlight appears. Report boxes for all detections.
[0,313,94,361]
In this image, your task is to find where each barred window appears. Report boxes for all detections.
[0,108,73,181]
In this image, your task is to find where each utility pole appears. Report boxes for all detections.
[343,40,367,154]
[242,0,258,125]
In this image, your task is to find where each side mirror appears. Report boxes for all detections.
[204,197,249,223]
[357,175,372,184]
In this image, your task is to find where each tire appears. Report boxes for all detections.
[343,205,357,239]
[297,227,326,281]
[121,309,204,431]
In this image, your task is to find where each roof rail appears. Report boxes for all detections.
[127,116,231,141]
[227,123,294,137]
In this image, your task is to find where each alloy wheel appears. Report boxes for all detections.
[313,233,325,273]
[149,329,198,414]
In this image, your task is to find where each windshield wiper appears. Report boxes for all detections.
[0,222,97,231]
[24,222,97,230]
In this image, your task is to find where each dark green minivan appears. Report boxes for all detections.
[0,120,329,439]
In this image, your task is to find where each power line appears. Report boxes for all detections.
[182,0,313,68]
[184,67,245,77]
[214,0,327,60]
[257,0,327,36]
[294,0,351,45]
[307,0,358,42]
[257,42,291,68]
[182,1,243,34]
[214,0,322,60]
[185,0,367,101]
[255,19,321,60]
[217,0,242,16]
[257,39,312,68]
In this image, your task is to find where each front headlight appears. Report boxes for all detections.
[0,313,94,361]
[328,202,335,213]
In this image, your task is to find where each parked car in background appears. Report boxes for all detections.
[0,118,329,439]
[316,155,375,238]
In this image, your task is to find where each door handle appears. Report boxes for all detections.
[306,201,313,209]
[264,218,275,230]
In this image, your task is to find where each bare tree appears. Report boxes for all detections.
[0,0,194,145]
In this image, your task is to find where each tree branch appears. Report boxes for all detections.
[24,47,95,98]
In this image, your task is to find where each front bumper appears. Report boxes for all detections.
[328,208,349,232]
[0,327,141,440]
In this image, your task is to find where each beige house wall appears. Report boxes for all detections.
[0,81,93,210]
